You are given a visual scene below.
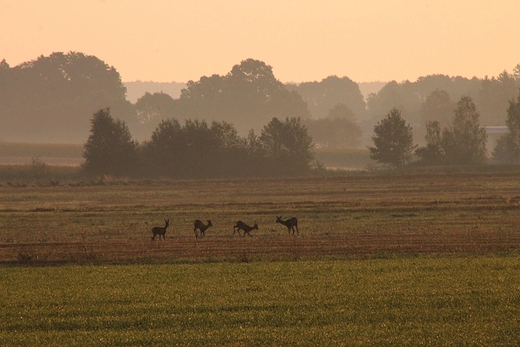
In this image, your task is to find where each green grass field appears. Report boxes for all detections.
[2,257,519,346]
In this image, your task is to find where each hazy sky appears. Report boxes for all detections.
[1,0,519,84]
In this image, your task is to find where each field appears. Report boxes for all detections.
[1,173,520,263]
[2,258,520,346]
[2,173,520,345]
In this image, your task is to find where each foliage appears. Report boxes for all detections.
[170,59,311,135]
[419,89,454,128]
[442,96,487,165]
[140,117,313,178]
[478,70,520,125]
[368,108,416,168]
[134,91,175,123]
[0,52,133,143]
[491,135,515,164]
[415,121,444,164]
[286,75,366,120]
[366,69,519,140]
[303,103,362,149]
[83,108,139,176]
[259,117,314,176]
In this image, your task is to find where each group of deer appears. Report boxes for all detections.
[151,216,298,240]
[151,219,213,240]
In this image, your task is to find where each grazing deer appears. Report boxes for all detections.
[276,216,299,235]
[151,219,169,240]
[233,221,258,236]
[194,219,213,238]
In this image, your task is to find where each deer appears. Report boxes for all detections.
[194,219,213,238]
[276,216,299,236]
[151,219,169,240]
[233,220,259,236]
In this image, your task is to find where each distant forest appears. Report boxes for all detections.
[1,52,519,147]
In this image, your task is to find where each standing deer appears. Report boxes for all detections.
[194,219,213,238]
[151,219,169,240]
[233,220,258,236]
[276,216,299,235]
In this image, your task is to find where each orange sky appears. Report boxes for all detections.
[1,0,519,83]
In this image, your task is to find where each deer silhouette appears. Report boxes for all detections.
[276,216,299,235]
[194,219,213,238]
[233,220,258,236]
[151,219,169,240]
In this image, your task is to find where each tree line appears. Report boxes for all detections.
[368,91,520,168]
[2,52,519,150]
[83,109,314,178]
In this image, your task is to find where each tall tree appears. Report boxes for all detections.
[442,96,487,165]
[368,108,416,168]
[259,117,314,176]
[83,108,138,176]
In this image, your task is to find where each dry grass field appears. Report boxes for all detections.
[1,173,520,264]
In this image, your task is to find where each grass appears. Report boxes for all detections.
[1,257,519,346]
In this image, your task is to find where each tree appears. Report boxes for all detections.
[141,118,184,176]
[478,71,518,126]
[286,75,366,120]
[415,121,444,164]
[303,103,362,148]
[83,108,138,176]
[365,75,482,146]
[259,117,314,176]
[442,96,487,165]
[368,108,416,168]
[491,135,514,164]
[174,59,311,134]
[0,52,133,143]
[420,90,454,128]
[504,91,520,164]
[135,92,175,124]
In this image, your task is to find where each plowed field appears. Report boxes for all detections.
[2,173,520,264]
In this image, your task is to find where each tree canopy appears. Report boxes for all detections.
[368,108,416,168]
[0,52,133,143]
[442,96,487,165]
[303,104,362,149]
[286,75,366,120]
[83,108,138,176]
[172,59,311,135]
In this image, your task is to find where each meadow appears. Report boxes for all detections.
[2,172,520,345]
[1,258,519,346]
